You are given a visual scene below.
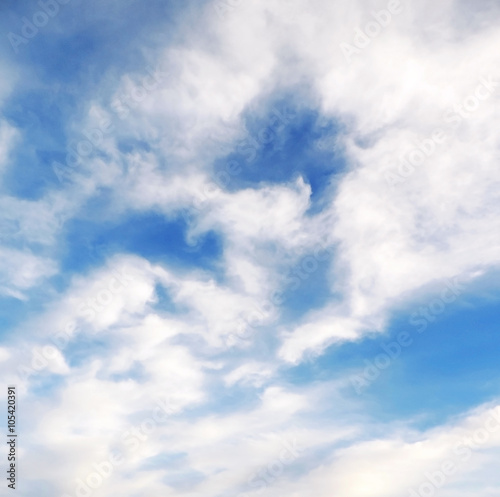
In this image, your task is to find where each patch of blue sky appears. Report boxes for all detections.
[152,283,179,315]
[27,370,67,398]
[368,297,500,427]
[282,291,500,431]
[213,101,345,214]
[62,331,114,369]
[3,0,193,76]
[2,99,71,199]
[117,138,152,155]
[0,296,33,335]
[0,293,55,341]
[277,255,336,325]
[60,210,223,276]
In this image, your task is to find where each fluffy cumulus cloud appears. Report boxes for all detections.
[1,0,500,495]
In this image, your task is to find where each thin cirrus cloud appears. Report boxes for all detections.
[1,0,500,496]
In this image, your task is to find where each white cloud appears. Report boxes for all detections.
[0,247,57,299]
[224,361,275,387]
[267,0,500,361]
[262,402,500,497]
[3,1,500,495]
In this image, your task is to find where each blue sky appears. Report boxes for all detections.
[2,1,500,496]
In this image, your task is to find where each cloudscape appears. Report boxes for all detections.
[1,0,500,496]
